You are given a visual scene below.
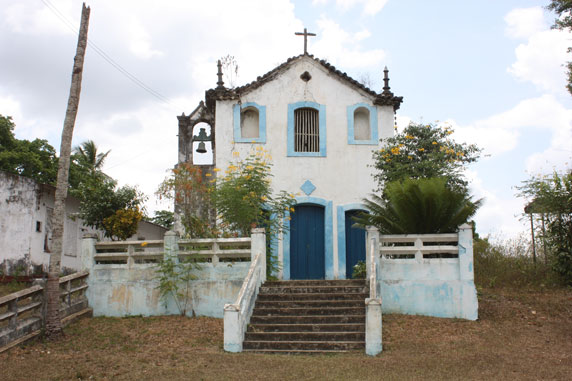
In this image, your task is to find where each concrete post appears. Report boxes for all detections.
[81,234,97,272]
[223,304,242,352]
[365,298,383,355]
[251,228,266,283]
[366,226,379,279]
[458,224,474,281]
[164,230,179,263]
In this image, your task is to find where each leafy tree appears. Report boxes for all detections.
[76,179,146,240]
[355,178,482,234]
[0,115,89,189]
[213,149,295,237]
[0,114,59,184]
[103,207,144,241]
[158,148,296,276]
[156,163,214,238]
[213,148,296,277]
[517,170,572,285]
[547,0,572,95]
[151,210,175,230]
[372,123,481,193]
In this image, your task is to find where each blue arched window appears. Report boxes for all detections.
[233,102,266,143]
[347,103,378,145]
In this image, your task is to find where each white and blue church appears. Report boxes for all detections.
[176,52,402,281]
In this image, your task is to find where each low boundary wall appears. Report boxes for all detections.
[82,231,263,318]
[374,224,478,320]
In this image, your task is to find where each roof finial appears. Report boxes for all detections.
[295,28,317,55]
[216,60,224,89]
[382,66,391,94]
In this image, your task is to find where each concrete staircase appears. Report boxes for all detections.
[243,279,367,354]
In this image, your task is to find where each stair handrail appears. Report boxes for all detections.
[223,250,264,352]
[236,251,263,315]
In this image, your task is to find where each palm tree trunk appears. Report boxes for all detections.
[46,3,90,339]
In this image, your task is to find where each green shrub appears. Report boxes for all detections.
[474,234,563,289]
[355,178,481,234]
[352,260,366,279]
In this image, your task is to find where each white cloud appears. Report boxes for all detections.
[525,124,572,174]
[0,93,22,121]
[508,28,572,95]
[313,16,384,68]
[312,0,388,16]
[127,18,163,60]
[465,169,529,238]
[450,95,571,159]
[505,7,547,39]
[3,0,74,36]
[504,7,571,95]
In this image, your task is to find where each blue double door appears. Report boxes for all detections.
[290,205,325,279]
[345,210,366,279]
[289,205,366,279]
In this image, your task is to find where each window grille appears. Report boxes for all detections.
[294,107,319,152]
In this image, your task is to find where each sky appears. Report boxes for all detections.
[1,0,571,240]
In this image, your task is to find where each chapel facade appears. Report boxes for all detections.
[177,53,402,280]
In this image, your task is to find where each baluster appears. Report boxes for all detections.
[212,241,219,265]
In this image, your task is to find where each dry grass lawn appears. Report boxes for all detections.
[1,287,571,380]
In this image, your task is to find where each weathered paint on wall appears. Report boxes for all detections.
[377,226,478,320]
[86,263,249,318]
[0,171,92,273]
[214,56,396,279]
[0,171,167,274]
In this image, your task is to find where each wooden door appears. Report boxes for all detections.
[290,205,325,279]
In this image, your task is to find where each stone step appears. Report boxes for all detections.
[255,300,363,308]
[257,292,368,301]
[242,279,369,354]
[249,314,365,325]
[242,340,365,351]
[259,286,367,294]
[264,279,366,287]
[244,331,365,342]
[252,307,364,316]
[247,323,364,332]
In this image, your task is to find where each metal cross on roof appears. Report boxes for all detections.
[295,28,316,55]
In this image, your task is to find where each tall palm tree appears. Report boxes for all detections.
[73,140,110,176]
[46,4,90,339]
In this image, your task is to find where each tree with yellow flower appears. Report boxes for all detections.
[373,122,481,193]
[213,149,296,277]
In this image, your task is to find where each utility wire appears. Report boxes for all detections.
[40,0,180,109]
[40,0,191,170]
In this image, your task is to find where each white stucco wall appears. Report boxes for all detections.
[0,172,167,274]
[213,56,396,279]
[0,171,94,273]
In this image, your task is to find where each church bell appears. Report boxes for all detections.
[196,141,207,154]
[192,126,211,154]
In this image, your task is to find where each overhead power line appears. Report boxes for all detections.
[40,0,179,108]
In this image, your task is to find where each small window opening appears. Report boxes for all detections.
[36,221,42,232]
[354,107,370,140]
[240,108,259,139]
[294,108,319,152]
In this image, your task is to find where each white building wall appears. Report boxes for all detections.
[0,172,166,274]
[214,57,395,279]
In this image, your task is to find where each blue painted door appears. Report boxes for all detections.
[290,205,325,279]
[345,210,366,278]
